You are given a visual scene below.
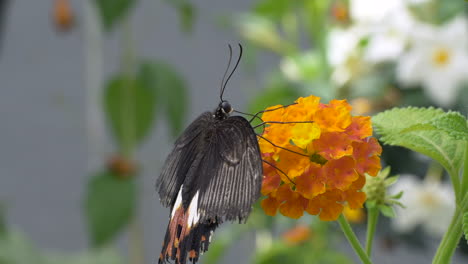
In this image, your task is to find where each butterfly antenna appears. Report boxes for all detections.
[220,44,233,102]
[262,159,296,185]
[220,43,243,101]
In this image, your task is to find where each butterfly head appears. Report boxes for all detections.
[215,100,233,120]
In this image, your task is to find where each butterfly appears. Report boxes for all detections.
[156,44,263,264]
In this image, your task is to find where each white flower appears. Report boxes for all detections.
[396,16,468,107]
[363,8,416,63]
[327,26,368,85]
[350,0,405,24]
[390,175,455,237]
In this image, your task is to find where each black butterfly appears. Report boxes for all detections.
[156,44,263,264]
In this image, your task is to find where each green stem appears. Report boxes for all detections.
[337,214,373,264]
[121,18,136,158]
[120,18,144,264]
[304,0,331,79]
[432,195,468,264]
[460,143,468,199]
[365,207,379,257]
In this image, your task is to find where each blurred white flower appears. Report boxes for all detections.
[363,8,416,63]
[327,26,368,85]
[350,0,405,23]
[396,16,468,107]
[390,175,455,237]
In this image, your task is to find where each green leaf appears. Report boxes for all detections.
[254,0,291,19]
[163,0,197,33]
[45,248,124,264]
[150,62,188,137]
[464,212,468,244]
[372,107,467,178]
[0,231,44,264]
[384,176,399,186]
[104,74,157,147]
[84,172,136,247]
[0,203,5,238]
[390,191,404,200]
[428,112,468,141]
[379,205,396,218]
[94,0,136,31]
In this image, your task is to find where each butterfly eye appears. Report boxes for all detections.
[221,101,233,114]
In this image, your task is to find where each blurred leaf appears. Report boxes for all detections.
[372,107,467,178]
[436,0,466,23]
[45,248,124,264]
[254,0,291,19]
[248,82,299,113]
[464,212,468,244]
[163,0,197,33]
[379,205,396,218]
[384,175,399,186]
[150,62,188,137]
[94,0,135,31]
[85,172,136,247]
[104,74,157,147]
[0,203,5,238]
[0,231,44,264]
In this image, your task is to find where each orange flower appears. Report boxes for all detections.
[260,95,381,221]
[282,225,312,245]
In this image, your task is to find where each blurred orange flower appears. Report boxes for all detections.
[282,225,312,245]
[259,95,381,221]
[53,0,74,32]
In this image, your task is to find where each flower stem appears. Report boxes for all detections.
[120,18,144,264]
[304,0,331,79]
[460,143,468,199]
[365,207,379,257]
[337,214,373,264]
[432,194,468,264]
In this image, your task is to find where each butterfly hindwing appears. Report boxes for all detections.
[156,112,212,207]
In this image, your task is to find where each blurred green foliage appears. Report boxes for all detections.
[85,172,137,247]
[104,75,157,147]
[95,0,135,31]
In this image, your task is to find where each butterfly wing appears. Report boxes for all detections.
[156,112,213,207]
[184,115,263,223]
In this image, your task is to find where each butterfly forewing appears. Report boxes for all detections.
[185,116,263,222]
[156,112,212,207]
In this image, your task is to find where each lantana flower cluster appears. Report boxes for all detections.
[259,95,381,221]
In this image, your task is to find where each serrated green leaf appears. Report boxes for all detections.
[464,212,468,244]
[372,107,466,178]
[94,0,135,31]
[84,172,136,247]
[151,62,188,137]
[104,74,157,147]
[379,205,396,218]
[428,112,468,141]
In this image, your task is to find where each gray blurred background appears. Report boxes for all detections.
[0,0,257,262]
[1,1,467,264]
